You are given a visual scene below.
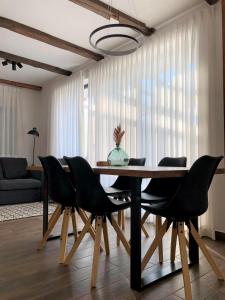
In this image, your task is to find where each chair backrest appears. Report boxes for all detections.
[64,156,113,214]
[158,157,187,167]
[143,156,187,196]
[39,156,76,207]
[111,157,146,190]
[168,155,223,218]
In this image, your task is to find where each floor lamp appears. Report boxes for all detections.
[27,127,39,166]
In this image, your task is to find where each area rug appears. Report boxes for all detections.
[0,202,56,222]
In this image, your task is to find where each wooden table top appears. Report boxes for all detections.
[27,164,225,179]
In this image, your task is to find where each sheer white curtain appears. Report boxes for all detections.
[88,10,200,167]
[196,4,224,238]
[87,7,199,201]
[0,84,41,162]
[87,3,223,236]
[0,84,23,156]
[47,72,84,158]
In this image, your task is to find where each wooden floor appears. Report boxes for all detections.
[1,215,225,300]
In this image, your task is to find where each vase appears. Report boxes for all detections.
[107,145,129,166]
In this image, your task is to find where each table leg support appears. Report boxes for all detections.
[42,173,49,236]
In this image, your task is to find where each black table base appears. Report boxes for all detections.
[47,232,74,241]
[141,260,198,291]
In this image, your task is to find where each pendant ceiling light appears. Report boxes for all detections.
[89,1,145,56]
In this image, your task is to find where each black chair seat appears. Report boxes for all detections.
[104,186,130,197]
[141,192,167,203]
[141,201,180,220]
[76,194,131,215]
[109,197,131,209]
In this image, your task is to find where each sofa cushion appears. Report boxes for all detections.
[0,158,28,179]
[0,179,41,191]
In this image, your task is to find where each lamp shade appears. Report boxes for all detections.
[27,127,39,137]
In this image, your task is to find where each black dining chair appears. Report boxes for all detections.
[63,156,131,288]
[141,155,224,300]
[141,156,187,262]
[104,157,146,241]
[38,156,99,263]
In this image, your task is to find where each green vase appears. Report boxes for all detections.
[107,145,129,166]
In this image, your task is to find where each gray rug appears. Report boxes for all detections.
[0,202,56,222]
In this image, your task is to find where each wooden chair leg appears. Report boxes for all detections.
[102,221,110,255]
[170,224,188,262]
[71,209,78,240]
[141,219,169,272]
[64,216,92,265]
[141,211,150,237]
[190,222,224,280]
[170,225,177,262]
[117,211,122,246]
[156,216,163,263]
[141,211,150,225]
[177,222,192,300]
[47,205,61,228]
[141,223,149,238]
[37,205,62,250]
[111,215,130,255]
[91,216,103,288]
[59,207,70,264]
[121,210,125,230]
[79,209,104,252]
[185,237,189,248]
[82,210,96,236]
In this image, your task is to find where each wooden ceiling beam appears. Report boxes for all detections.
[0,16,103,61]
[0,51,72,76]
[0,79,42,91]
[69,0,155,36]
[205,0,219,5]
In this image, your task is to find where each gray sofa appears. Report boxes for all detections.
[0,157,41,205]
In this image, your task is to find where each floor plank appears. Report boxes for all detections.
[0,215,225,300]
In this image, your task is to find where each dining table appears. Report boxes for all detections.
[27,163,224,291]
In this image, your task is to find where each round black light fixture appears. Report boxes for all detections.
[89,23,145,56]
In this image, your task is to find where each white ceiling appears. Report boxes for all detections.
[0,0,202,85]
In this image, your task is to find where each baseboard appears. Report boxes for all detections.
[215,231,225,241]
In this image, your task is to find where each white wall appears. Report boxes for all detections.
[18,88,42,164]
